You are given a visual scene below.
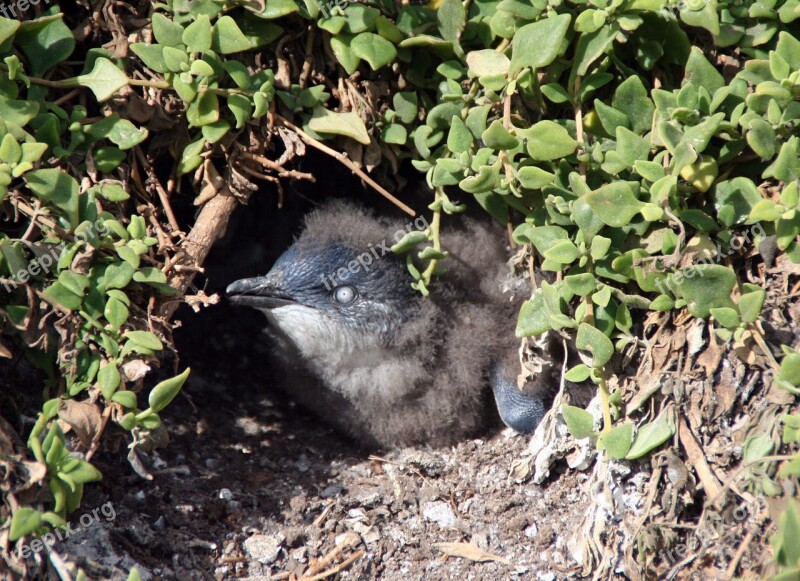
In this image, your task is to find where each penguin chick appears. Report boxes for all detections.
[226,202,551,448]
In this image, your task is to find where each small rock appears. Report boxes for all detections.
[422,501,457,528]
[334,531,361,549]
[357,524,381,544]
[320,483,344,498]
[524,523,538,538]
[404,452,447,477]
[348,483,383,507]
[244,533,285,565]
[418,484,439,502]
[283,526,305,547]
[289,495,307,512]
[472,531,488,550]
[295,454,311,472]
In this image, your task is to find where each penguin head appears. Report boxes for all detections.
[226,204,419,350]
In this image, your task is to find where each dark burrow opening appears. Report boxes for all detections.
[170,148,434,454]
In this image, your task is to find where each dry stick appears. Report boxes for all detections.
[47,548,74,581]
[726,527,756,578]
[368,454,431,485]
[12,198,66,236]
[158,184,240,320]
[135,149,181,233]
[299,549,365,581]
[275,114,416,217]
[708,453,794,509]
[52,88,81,108]
[678,417,726,509]
[299,26,315,89]
[240,164,281,185]
[750,327,780,372]
[303,533,360,576]
[665,550,700,581]
[625,460,665,573]
[235,146,316,182]
[311,502,334,527]
[19,200,43,241]
[500,92,514,182]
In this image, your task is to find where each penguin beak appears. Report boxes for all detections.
[226,276,298,309]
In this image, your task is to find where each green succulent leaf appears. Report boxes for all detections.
[76,58,129,102]
[308,106,370,144]
[147,368,191,413]
[626,408,676,459]
[585,183,644,228]
[25,169,80,228]
[516,290,549,337]
[509,14,571,75]
[9,507,42,541]
[212,16,253,53]
[576,323,614,367]
[674,265,737,318]
[599,423,633,460]
[562,405,596,439]
[521,121,578,161]
[350,32,397,70]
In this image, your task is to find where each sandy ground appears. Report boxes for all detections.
[57,358,591,580]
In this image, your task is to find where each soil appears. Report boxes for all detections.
[3,177,791,580]
[62,368,590,580]
[41,185,597,581]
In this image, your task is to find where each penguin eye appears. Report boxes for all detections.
[332,285,357,305]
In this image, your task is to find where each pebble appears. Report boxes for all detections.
[422,501,457,528]
[243,533,285,564]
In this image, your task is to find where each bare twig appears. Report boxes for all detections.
[750,326,780,372]
[275,114,415,217]
[311,501,334,527]
[235,146,316,182]
[679,418,725,509]
[299,549,365,581]
[12,198,66,236]
[303,532,361,577]
[726,527,755,578]
[299,26,315,89]
[135,149,181,233]
[47,548,74,581]
[368,454,431,485]
[574,76,586,176]
[158,184,240,319]
[239,164,281,185]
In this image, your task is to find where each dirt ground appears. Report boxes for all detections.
[60,366,590,580]
[47,279,781,581]
[21,186,584,580]
[4,182,791,580]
